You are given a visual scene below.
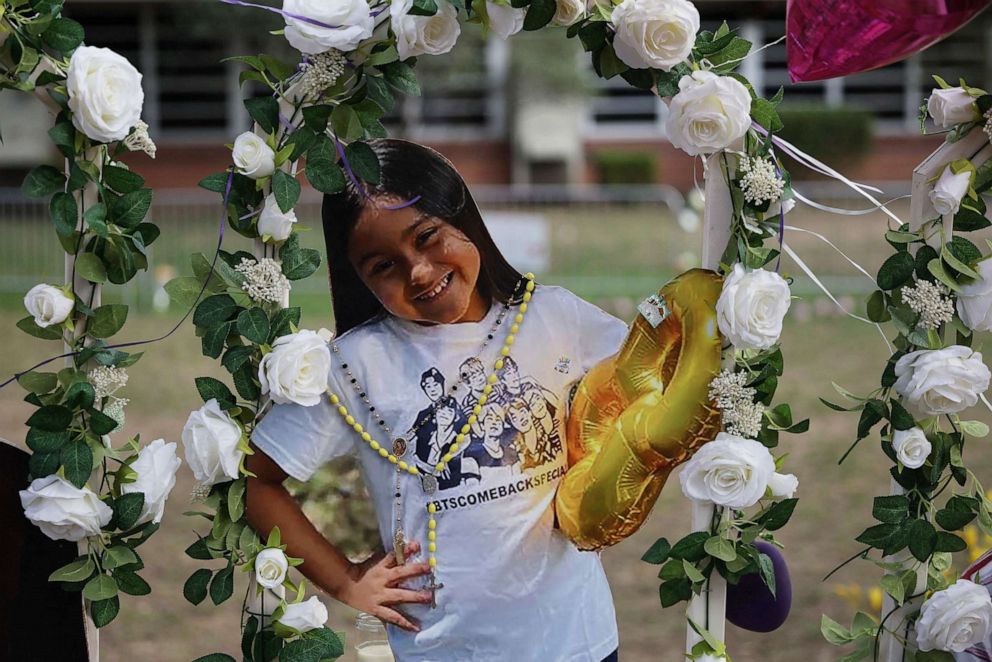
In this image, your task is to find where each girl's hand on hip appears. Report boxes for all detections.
[340,539,433,632]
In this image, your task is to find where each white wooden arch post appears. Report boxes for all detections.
[685,152,733,655]
[876,127,992,661]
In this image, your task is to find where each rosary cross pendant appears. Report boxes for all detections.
[427,571,444,609]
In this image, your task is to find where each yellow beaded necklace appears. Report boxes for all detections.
[326,273,536,607]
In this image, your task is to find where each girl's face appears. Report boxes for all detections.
[348,198,487,325]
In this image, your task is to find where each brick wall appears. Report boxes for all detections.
[119,133,947,191]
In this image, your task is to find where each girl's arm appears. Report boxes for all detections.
[245,443,434,631]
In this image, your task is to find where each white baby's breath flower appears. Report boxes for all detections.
[901,280,954,330]
[708,369,764,438]
[984,108,992,144]
[739,156,784,206]
[299,50,347,99]
[89,365,129,399]
[123,120,156,158]
[190,482,213,503]
[235,257,292,305]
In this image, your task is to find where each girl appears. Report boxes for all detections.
[247,139,627,661]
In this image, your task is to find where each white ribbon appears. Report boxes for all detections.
[766,131,905,227]
[792,189,911,218]
[780,240,893,352]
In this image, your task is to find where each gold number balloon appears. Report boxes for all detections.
[555,269,724,550]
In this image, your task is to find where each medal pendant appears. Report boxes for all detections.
[392,437,408,457]
[421,474,438,495]
[393,528,406,565]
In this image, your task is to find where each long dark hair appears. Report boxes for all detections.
[322,138,523,335]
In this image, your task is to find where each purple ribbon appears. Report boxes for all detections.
[0,171,234,390]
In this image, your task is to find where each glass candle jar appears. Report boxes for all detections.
[354,612,395,662]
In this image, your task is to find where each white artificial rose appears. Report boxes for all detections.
[891,427,931,469]
[716,263,791,350]
[258,329,332,407]
[390,0,461,60]
[767,472,798,499]
[66,46,144,143]
[282,0,375,53]
[19,475,113,542]
[258,194,298,243]
[23,284,74,328]
[552,0,585,26]
[894,346,991,417]
[486,0,525,39]
[930,166,972,216]
[278,595,328,632]
[181,399,244,486]
[255,548,290,589]
[928,87,980,128]
[232,132,276,180]
[957,258,992,332]
[679,432,776,508]
[120,438,182,525]
[916,579,992,652]
[610,0,698,71]
[665,70,752,156]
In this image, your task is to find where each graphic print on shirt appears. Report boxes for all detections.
[408,355,562,491]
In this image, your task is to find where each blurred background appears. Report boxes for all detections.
[3,1,992,660]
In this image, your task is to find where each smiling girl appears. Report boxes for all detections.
[246,139,627,661]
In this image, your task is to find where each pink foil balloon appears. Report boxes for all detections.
[787,0,992,83]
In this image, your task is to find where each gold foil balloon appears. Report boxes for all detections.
[556,269,724,550]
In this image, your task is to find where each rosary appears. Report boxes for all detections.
[326,273,536,608]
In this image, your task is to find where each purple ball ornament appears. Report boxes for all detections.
[725,541,792,633]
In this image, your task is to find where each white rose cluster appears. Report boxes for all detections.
[390,0,461,61]
[916,579,992,653]
[66,46,144,143]
[120,438,182,525]
[23,283,74,328]
[277,596,329,633]
[891,427,932,469]
[679,432,796,508]
[258,194,298,243]
[255,547,290,589]
[894,346,990,417]
[928,87,980,128]
[958,259,992,332]
[930,165,972,217]
[486,0,525,39]
[610,0,698,72]
[665,70,752,156]
[181,398,244,486]
[19,475,113,542]
[259,329,333,407]
[233,132,276,180]
[551,0,585,26]
[716,264,791,350]
[282,0,374,54]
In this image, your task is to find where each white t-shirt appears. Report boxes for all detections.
[253,285,628,662]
